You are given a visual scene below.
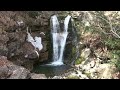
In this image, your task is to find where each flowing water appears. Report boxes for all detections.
[49,15,71,66]
[33,15,72,77]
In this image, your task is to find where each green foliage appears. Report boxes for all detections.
[104,36,120,49]
[110,50,120,71]
[27,11,39,18]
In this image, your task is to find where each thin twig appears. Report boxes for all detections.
[96,14,120,38]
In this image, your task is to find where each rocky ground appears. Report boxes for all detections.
[51,32,120,79]
[51,41,120,79]
[51,49,119,79]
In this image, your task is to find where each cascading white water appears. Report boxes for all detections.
[49,15,71,66]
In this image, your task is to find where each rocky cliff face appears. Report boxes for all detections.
[64,17,80,65]
[0,11,81,78]
[0,11,66,71]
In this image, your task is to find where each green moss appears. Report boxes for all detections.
[75,57,85,65]
[66,75,79,79]
[72,47,76,55]
[75,58,81,65]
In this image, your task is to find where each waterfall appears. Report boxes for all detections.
[49,15,71,66]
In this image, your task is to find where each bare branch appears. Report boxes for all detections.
[97,24,112,35]
[96,14,120,38]
[107,16,120,38]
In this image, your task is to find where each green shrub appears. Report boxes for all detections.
[104,38,120,49]
[110,51,120,71]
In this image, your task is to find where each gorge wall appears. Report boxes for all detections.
[0,11,80,71]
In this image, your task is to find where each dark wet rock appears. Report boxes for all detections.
[63,17,80,65]
[39,52,48,62]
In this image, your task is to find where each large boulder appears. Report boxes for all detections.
[0,56,30,79]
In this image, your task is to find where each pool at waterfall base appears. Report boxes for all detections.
[32,63,72,77]
[32,15,73,78]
